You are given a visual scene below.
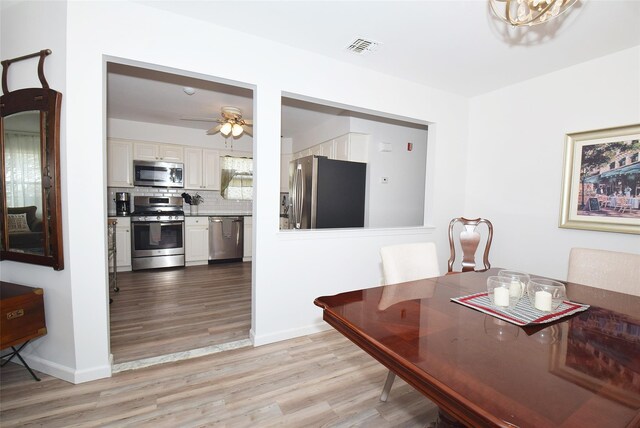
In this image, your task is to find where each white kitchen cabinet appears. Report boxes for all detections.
[280,153,292,192]
[185,217,209,265]
[243,216,252,261]
[334,133,369,163]
[109,217,131,271]
[184,148,220,190]
[133,141,184,162]
[107,139,133,187]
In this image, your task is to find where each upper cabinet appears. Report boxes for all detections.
[133,141,184,162]
[291,133,369,163]
[107,139,133,187]
[184,147,220,190]
[333,133,368,163]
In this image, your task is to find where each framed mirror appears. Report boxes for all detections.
[0,49,64,270]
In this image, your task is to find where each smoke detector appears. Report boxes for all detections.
[346,37,381,55]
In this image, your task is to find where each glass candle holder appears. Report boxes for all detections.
[526,278,566,312]
[498,270,530,298]
[487,276,521,310]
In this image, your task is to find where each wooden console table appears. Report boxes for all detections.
[0,281,47,381]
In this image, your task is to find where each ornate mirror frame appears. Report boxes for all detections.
[0,49,64,270]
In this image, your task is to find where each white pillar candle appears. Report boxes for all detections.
[509,280,522,298]
[534,290,553,311]
[494,287,510,307]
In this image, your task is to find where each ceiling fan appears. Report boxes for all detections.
[181,106,253,137]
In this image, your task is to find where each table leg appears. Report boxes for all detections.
[435,408,466,428]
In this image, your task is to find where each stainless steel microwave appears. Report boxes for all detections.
[133,160,184,188]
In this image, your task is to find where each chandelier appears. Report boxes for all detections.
[489,0,578,26]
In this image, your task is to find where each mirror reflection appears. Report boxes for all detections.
[3,110,46,255]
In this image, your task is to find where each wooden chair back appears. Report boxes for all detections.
[447,217,493,273]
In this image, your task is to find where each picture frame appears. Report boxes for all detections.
[559,123,640,234]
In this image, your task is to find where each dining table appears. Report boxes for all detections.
[314,268,640,428]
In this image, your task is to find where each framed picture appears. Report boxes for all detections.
[559,123,640,234]
[550,310,640,408]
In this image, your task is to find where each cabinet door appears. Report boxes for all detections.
[243,217,252,260]
[280,153,292,192]
[184,148,203,189]
[159,145,184,162]
[115,224,131,269]
[202,150,220,190]
[133,142,159,161]
[185,221,208,262]
[334,134,350,161]
[107,140,133,187]
[320,139,336,159]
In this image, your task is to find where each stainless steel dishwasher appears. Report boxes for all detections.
[208,216,244,262]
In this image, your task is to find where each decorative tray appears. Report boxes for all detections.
[451,292,590,326]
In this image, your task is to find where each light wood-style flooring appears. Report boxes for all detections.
[109,262,251,364]
[0,330,437,427]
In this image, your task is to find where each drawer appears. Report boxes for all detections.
[0,282,47,349]
[185,216,208,226]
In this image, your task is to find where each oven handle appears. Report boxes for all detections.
[132,221,184,226]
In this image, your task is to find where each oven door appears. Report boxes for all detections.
[131,220,185,257]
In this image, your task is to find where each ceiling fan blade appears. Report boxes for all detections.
[242,126,253,137]
[181,116,220,123]
[243,119,253,126]
[206,124,222,135]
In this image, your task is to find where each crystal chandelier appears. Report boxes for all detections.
[490,0,578,26]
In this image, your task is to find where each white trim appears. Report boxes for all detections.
[251,322,333,346]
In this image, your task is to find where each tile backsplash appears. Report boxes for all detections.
[107,187,252,215]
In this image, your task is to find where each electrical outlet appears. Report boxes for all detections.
[380,177,389,184]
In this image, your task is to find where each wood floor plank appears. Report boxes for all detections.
[1,330,436,427]
[109,262,251,363]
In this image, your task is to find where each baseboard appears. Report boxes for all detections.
[2,352,112,384]
[251,322,332,346]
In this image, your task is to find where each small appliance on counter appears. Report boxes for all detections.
[114,192,130,216]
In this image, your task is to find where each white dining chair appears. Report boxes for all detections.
[567,248,640,296]
[379,242,440,402]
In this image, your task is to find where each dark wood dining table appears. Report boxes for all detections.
[314,269,640,428]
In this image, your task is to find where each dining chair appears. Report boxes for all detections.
[447,217,493,273]
[567,248,640,296]
[378,242,440,402]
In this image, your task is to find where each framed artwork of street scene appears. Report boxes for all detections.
[559,123,640,235]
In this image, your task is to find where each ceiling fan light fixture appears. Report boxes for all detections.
[220,122,233,136]
[232,123,244,137]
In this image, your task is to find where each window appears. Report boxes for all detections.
[619,158,626,167]
[631,153,639,163]
[220,156,253,200]
[4,131,43,213]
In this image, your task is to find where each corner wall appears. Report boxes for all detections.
[466,46,640,280]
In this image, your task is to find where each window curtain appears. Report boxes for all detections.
[220,156,253,200]
[4,131,43,216]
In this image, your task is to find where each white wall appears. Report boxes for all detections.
[467,46,640,281]
[350,116,427,228]
[3,0,468,382]
[0,1,112,382]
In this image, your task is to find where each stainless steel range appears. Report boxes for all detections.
[130,196,185,270]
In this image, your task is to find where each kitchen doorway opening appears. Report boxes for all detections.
[105,58,255,367]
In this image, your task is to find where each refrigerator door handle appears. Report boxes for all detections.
[294,164,303,229]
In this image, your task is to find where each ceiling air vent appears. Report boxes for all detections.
[346,38,380,55]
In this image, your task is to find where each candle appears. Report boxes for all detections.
[534,290,552,311]
[494,287,510,307]
[509,280,522,298]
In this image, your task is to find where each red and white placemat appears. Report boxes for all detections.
[451,292,590,326]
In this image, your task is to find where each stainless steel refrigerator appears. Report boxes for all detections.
[289,155,367,229]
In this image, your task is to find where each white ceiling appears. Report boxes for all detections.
[109,1,640,138]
